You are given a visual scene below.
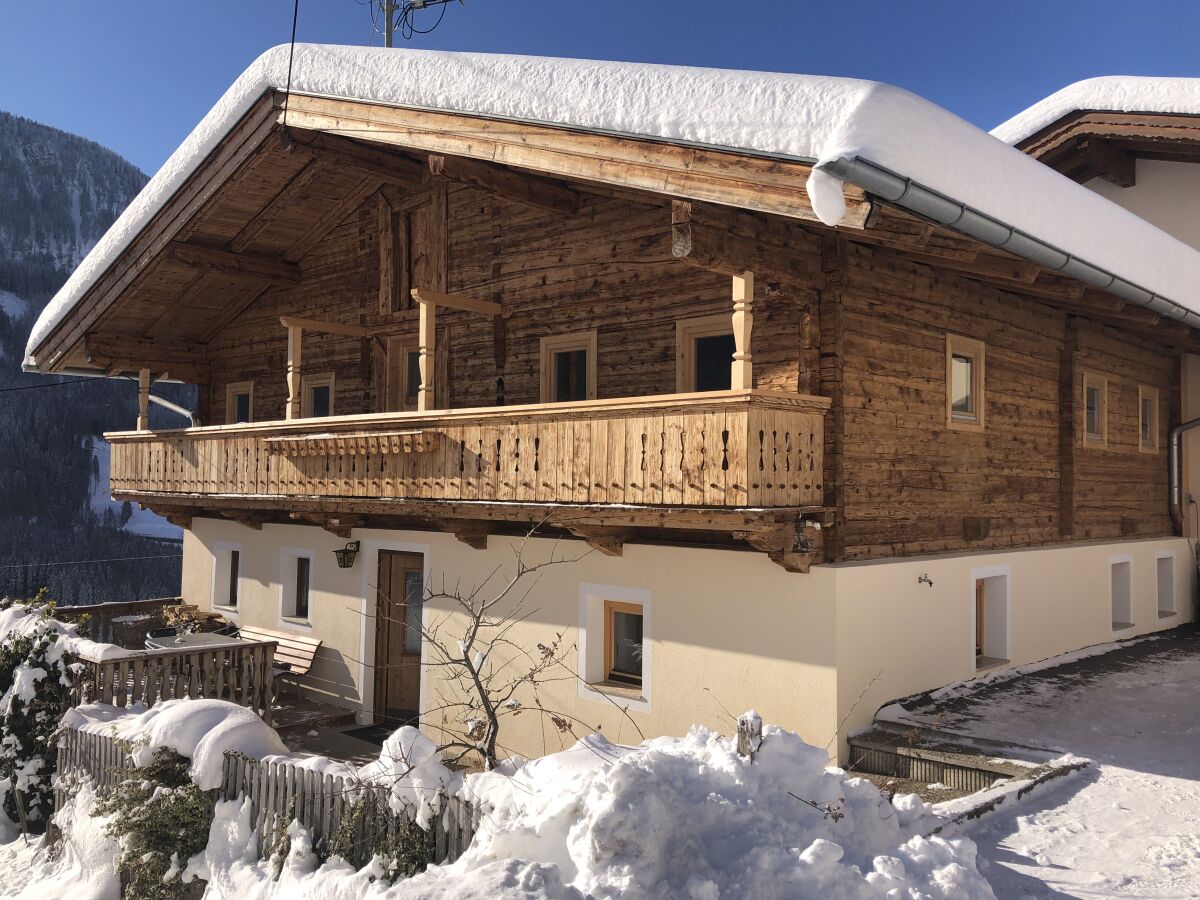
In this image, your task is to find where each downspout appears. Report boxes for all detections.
[816,156,1200,330]
[1169,418,1200,534]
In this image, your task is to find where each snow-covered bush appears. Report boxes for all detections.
[0,600,77,828]
[92,746,215,900]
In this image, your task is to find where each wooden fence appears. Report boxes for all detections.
[56,597,178,645]
[56,726,479,870]
[72,641,277,726]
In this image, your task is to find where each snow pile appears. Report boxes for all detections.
[450,725,990,899]
[357,726,462,828]
[62,698,287,789]
[27,47,1200,366]
[0,601,130,663]
[993,75,1200,145]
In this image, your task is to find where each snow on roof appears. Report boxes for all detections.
[25,48,1200,366]
[992,75,1200,146]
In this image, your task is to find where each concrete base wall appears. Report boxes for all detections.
[183,519,1192,762]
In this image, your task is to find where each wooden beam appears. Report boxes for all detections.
[417,298,436,411]
[223,512,265,531]
[731,271,754,390]
[564,525,629,556]
[1078,138,1136,188]
[286,324,302,420]
[167,241,301,284]
[670,200,815,283]
[428,153,580,215]
[431,518,492,550]
[229,155,323,253]
[199,282,274,343]
[292,129,428,187]
[280,316,373,338]
[164,511,194,531]
[410,288,501,316]
[377,193,405,315]
[136,369,151,431]
[284,175,383,264]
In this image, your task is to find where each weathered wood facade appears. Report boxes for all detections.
[32,89,1194,569]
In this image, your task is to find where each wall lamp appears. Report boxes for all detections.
[333,540,361,569]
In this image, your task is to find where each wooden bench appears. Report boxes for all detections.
[235,626,322,686]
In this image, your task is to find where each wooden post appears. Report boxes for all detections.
[736,710,763,760]
[137,368,151,431]
[286,325,303,420]
[417,297,437,411]
[731,271,754,390]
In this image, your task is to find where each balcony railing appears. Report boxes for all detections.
[107,389,829,510]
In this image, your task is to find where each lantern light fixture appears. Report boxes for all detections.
[333,540,361,569]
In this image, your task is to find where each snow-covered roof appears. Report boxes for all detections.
[26,48,1200,366]
[993,76,1200,146]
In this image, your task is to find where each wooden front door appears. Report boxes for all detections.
[374,550,424,725]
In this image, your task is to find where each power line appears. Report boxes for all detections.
[0,553,182,572]
[0,377,108,395]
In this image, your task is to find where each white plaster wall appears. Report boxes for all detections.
[830,535,1193,756]
[1086,159,1200,251]
[183,520,841,757]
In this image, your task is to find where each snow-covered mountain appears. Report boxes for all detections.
[0,112,186,603]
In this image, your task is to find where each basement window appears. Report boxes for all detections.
[1084,372,1108,447]
[302,373,335,418]
[1111,557,1133,630]
[225,381,254,424]
[946,334,985,432]
[540,331,597,403]
[281,552,314,623]
[213,545,242,611]
[1158,553,1176,618]
[1139,385,1159,452]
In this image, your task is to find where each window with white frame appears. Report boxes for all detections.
[579,584,651,709]
[946,334,985,432]
[281,551,314,621]
[1157,554,1176,617]
[1083,372,1108,447]
[540,331,597,403]
[1139,385,1159,453]
[1111,557,1132,629]
[213,545,242,609]
[302,373,335,418]
[225,381,254,424]
[972,568,1009,668]
[676,314,735,393]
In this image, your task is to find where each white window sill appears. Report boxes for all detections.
[1111,621,1135,631]
[975,656,1009,672]
[280,616,312,628]
[1158,610,1177,619]
[585,680,648,706]
[212,605,240,615]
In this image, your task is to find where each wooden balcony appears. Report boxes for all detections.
[108,390,829,556]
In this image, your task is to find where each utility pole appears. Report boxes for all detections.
[383,0,397,47]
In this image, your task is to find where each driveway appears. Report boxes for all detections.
[881,629,1200,898]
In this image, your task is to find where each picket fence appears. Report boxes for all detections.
[56,726,481,870]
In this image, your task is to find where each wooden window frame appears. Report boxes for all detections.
[675,313,733,393]
[301,372,336,418]
[603,599,644,687]
[1138,384,1159,453]
[1082,371,1108,448]
[946,334,985,433]
[225,380,254,425]
[539,330,597,403]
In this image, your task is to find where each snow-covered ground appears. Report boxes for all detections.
[887,632,1200,898]
[88,437,181,540]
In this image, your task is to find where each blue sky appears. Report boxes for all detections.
[2,1,1199,174]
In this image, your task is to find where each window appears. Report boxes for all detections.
[225,381,254,424]
[676,314,735,393]
[1083,372,1107,447]
[213,545,242,610]
[604,600,644,687]
[384,337,422,412]
[293,557,311,620]
[403,568,423,654]
[540,331,597,403]
[1110,557,1132,629]
[302,373,335,418]
[281,551,314,622]
[1139,385,1159,452]
[1157,553,1176,618]
[946,335,985,432]
[972,567,1010,668]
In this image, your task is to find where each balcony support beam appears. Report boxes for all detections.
[286,325,303,420]
[731,271,754,390]
[136,369,151,431]
[417,296,437,411]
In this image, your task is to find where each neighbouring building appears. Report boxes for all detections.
[25,49,1200,760]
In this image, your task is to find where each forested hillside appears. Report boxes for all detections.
[0,111,187,603]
